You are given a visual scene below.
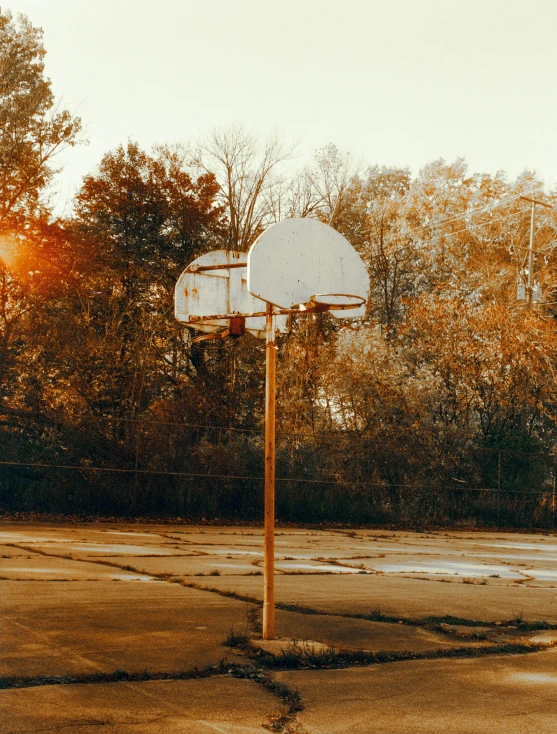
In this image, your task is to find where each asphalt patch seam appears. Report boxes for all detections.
[0,665,303,734]
[9,542,557,636]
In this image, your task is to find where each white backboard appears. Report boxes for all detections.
[175,250,288,339]
[247,219,369,318]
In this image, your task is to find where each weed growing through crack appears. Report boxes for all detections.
[462,577,487,585]
[0,663,230,690]
[223,628,250,647]
[245,640,553,671]
[223,604,261,646]
[263,678,304,732]
[226,664,303,732]
[182,582,557,635]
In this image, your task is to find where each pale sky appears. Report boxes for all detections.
[5,0,557,209]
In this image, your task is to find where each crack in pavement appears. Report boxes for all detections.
[6,542,557,635]
[1,667,300,734]
[3,532,557,734]
[5,714,180,734]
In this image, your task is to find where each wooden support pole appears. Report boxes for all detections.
[263,302,276,639]
[551,464,557,528]
[497,450,501,528]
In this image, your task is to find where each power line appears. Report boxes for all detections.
[3,414,557,447]
[0,460,551,495]
[424,209,524,246]
[0,413,397,440]
[423,186,545,232]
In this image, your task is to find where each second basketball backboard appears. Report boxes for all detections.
[175,250,288,339]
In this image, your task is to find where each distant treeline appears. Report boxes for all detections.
[1,10,556,527]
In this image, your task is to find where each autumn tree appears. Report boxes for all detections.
[192,124,294,250]
[402,296,557,450]
[64,142,225,424]
[0,10,82,230]
[403,160,556,307]
[331,165,415,330]
[0,10,81,401]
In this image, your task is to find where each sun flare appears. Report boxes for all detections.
[0,235,19,268]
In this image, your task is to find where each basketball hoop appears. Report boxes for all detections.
[175,219,370,641]
[308,293,366,312]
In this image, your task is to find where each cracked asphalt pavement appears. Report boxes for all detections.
[1,522,556,732]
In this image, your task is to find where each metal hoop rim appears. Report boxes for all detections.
[309,293,366,310]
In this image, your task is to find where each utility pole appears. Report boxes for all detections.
[520,196,553,309]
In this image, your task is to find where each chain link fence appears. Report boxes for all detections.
[0,414,555,528]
